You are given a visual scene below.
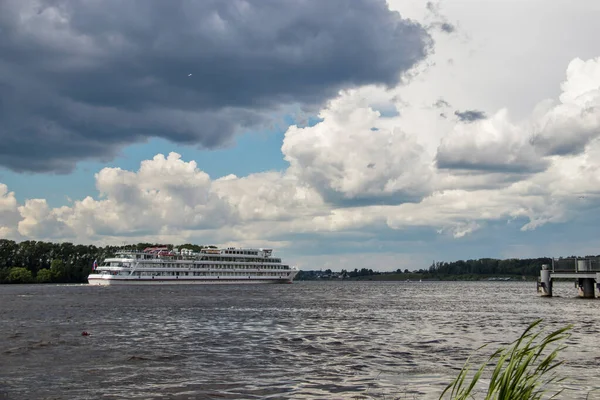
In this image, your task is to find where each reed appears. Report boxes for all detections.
[440,319,572,400]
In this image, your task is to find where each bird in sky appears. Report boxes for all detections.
[188,73,192,77]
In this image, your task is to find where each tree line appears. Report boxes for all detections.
[297,258,558,281]
[0,240,212,284]
[426,257,553,277]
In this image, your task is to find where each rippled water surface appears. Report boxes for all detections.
[1,281,600,399]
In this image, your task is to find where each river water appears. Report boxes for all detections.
[1,281,599,400]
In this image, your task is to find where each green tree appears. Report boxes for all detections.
[36,268,53,283]
[0,240,18,269]
[50,259,67,282]
[8,267,34,284]
[0,267,10,284]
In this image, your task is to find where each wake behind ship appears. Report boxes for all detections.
[88,246,299,285]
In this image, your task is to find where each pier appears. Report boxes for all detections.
[537,257,600,298]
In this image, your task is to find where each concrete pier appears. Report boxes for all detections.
[579,278,596,298]
[538,257,600,298]
[537,265,552,296]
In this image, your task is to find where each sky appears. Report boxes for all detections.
[1,0,600,271]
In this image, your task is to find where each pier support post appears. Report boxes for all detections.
[578,278,595,298]
[596,273,600,297]
[539,266,552,297]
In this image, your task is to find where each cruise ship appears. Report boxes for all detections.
[87,246,299,285]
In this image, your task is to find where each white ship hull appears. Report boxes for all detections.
[88,275,294,286]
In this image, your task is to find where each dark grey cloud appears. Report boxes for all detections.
[429,21,456,34]
[440,23,456,33]
[433,98,451,108]
[426,2,438,13]
[0,0,432,173]
[436,157,548,174]
[454,110,487,123]
[425,1,456,34]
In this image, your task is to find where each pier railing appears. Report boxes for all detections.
[551,257,600,273]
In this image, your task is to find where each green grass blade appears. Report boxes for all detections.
[439,320,572,400]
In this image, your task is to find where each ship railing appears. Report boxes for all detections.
[129,260,141,275]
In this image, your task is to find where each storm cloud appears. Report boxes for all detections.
[0,0,432,173]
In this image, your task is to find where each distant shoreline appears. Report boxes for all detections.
[296,271,538,282]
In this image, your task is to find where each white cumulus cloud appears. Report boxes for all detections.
[283,91,435,205]
[436,109,548,173]
[0,184,21,239]
[530,57,600,156]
